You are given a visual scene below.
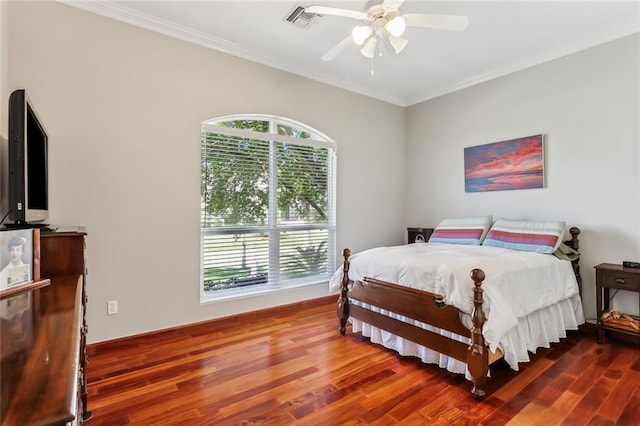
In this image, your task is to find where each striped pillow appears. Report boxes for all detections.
[428,216,493,245]
[482,219,566,254]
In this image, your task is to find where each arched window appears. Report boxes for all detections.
[200,115,336,300]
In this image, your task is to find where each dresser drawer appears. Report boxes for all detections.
[600,270,640,291]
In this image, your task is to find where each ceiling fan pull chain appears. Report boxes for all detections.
[371,55,375,76]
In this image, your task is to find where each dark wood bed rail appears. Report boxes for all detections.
[468,268,488,399]
[337,248,351,336]
[337,226,581,400]
[565,227,582,294]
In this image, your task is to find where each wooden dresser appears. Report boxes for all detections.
[0,229,89,425]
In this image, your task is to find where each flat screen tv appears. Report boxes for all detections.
[6,89,49,227]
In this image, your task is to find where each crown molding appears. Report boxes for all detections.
[58,1,639,108]
[406,21,640,106]
[57,0,407,106]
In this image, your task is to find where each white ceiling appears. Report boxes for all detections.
[62,1,640,106]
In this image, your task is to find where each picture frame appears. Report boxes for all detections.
[464,134,545,193]
[0,229,35,297]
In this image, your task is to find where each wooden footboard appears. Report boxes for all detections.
[336,249,495,400]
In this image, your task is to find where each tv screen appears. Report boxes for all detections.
[7,89,49,226]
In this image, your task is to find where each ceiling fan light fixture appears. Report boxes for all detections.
[352,25,373,46]
[388,35,408,54]
[385,16,406,37]
[311,1,469,66]
[360,37,377,58]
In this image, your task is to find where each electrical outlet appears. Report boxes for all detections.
[107,300,118,315]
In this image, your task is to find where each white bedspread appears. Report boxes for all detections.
[329,243,582,355]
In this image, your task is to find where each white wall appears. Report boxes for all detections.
[0,0,8,209]
[405,34,640,321]
[0,0,5,125]
[5,1,406,343]
[6,1,638,343]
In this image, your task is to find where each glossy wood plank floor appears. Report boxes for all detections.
[86,299,640,425]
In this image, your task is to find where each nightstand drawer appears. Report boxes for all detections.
[600,270,640,291]
[594,263,640,344]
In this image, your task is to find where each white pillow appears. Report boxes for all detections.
[428,216,493,245]
[482,219,566,254]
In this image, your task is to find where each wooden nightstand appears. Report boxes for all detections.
[407,227,434,244]
[594,263,640,344]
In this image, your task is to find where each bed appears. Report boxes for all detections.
[329,217,584,400]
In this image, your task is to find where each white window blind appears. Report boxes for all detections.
[200,116,335,298]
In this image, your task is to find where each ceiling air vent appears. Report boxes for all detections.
[285,5,318,29]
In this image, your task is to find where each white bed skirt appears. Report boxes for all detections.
[349,294,585,378]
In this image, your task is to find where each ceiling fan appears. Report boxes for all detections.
[305,0,469,61]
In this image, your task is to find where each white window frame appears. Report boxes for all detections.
[200,114,336,303]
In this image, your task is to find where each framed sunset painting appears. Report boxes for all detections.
[464,134,544,193]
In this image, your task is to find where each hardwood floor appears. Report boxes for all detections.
[86,298,640,425]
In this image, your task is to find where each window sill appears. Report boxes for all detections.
[200,279,328,305]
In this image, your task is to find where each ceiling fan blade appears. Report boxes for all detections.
[382,0,405,13]
[305,5,367,21]
[321,36,354,61]
[404,14,469,31]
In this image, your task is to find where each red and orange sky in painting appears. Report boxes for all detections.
[464,135,544,192]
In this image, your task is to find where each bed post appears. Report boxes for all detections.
[567,227,582,295]
[337,248,351,335]
[467,268,488,401]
